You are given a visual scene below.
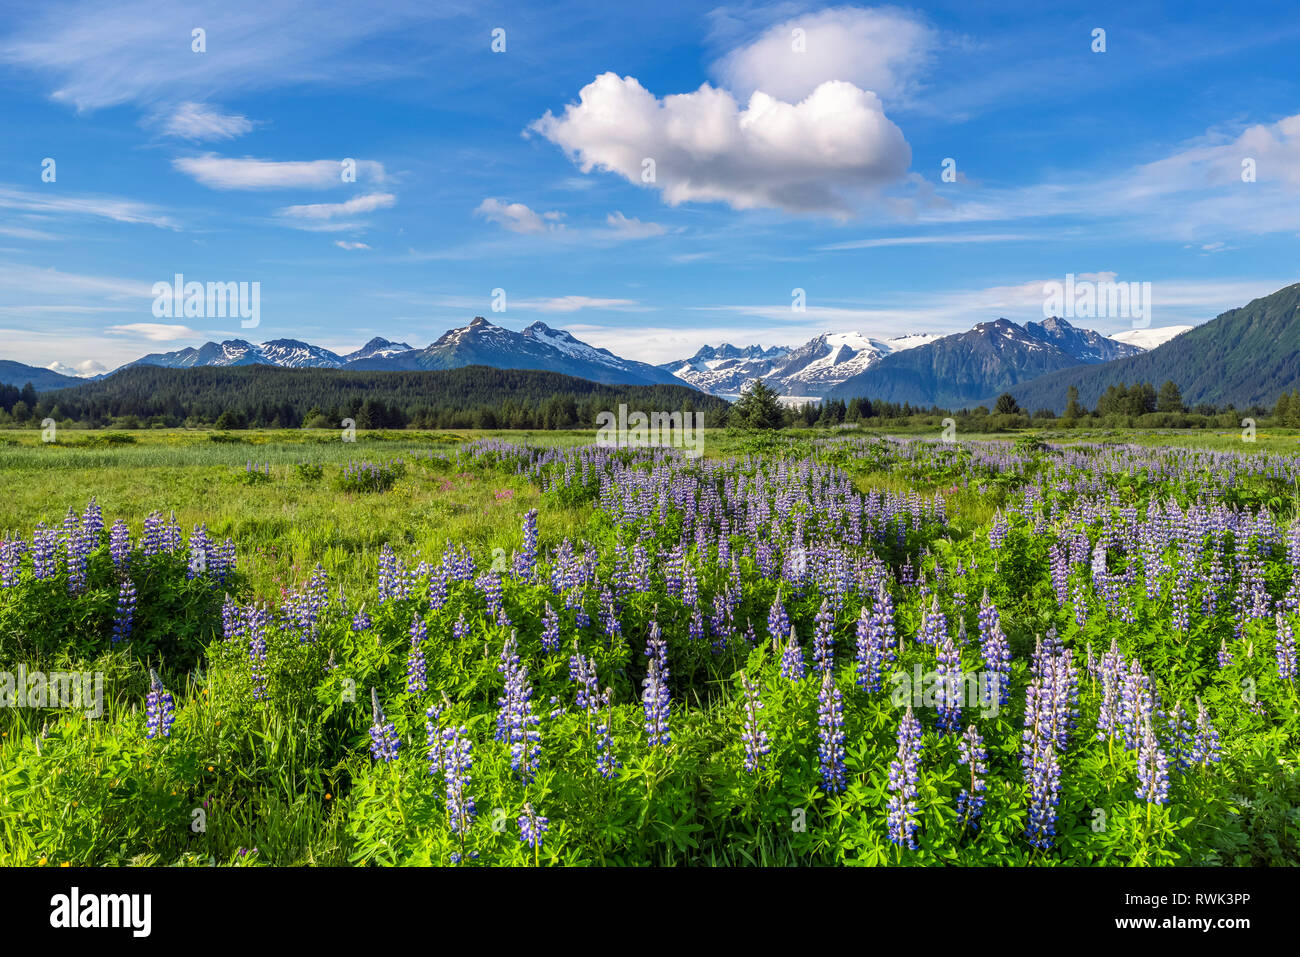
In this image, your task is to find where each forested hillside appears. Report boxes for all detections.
[7,364,725,430]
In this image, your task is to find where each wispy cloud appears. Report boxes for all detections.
[604,212,667,238]
[526,296,640,313]
[475,198,564,235]
[0,0,472,111]
[279,193,396,220]
[0,262,155,299]
[335,240,371,251]
[105,322,201,341]
[173,154,387,190]
[153,102,255,141]
[819,232,1037,251]
[0,185,177,228]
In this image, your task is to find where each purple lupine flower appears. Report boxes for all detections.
[453,613,469,642]
[812,598,835,675]
[186,524,212,580]
[780,626,806,681]
[1025,736,1061,850]
[887,706,923,849]
[145,669,174,740]
[935,629,964,734]
[428,561,448,609]
[351,607,371,631]
[0,539,19,589]
[425,703,447,778]
[688,607,705,643]
[212,538,237,582]
[976,590,1011,706]
[495,631,541,782]
[988,511,1008,549]
[377,543,402,604]
[112,579,136,644]
[1166,702,1194,771]
[541,601,560,653]
[569,650,599,712]
[767,590,790,642]
[245,603,269,701]
[1048,542,1069,606]
[1096,637,1124,743]
[853,596,892,694]
[1136,719,1170,805]
[594,689,619,780]
[917,593,945,647]
[598,586,621,642]
[81,497,103,540]
[1276,612,1297,682]
[956,724,987,831]
[109,521,131,570]
[369,687,400,762]
[1119,658,1159,752]
[161,511,182,553]
[739,672,770,773]
[440,725,474,834]
[518,803,548,851]
[64,524,90,595]
[406,615,428,693]
[141,511,164,557]
[1217,637,1232,668]
[222,596,243,641]
[816,670,846,794]
[515,508,539,580]
[641,659,670,747]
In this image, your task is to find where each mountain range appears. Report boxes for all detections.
[660,332,942,397]
[823,316,1144,407]
[117,318,682,388]
[5,293,1284,413]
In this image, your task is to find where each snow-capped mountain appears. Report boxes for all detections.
[344,317,686,386]
[662,332,941,397]
[120,322,684,386]
[1024,317,1143,363]
[1109,326,1194,350]
[130,339,348,369]
[256,339,348,368]
[342,337,413,363]
[658,343,793,395]
[825,317,1139,408]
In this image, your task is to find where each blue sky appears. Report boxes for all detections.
[2,0,1299,374]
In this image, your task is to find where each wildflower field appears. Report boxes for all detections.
[1,428,1299,866]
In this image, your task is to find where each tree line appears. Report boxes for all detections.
[0,365,728,431]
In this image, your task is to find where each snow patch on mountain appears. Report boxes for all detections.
[1110,326,1194,350]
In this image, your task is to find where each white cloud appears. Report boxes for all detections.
[279,193,396,220]
[820,232,1036,250]
[905,113,1300,242]
[711,6,935,104]
[0,263,154,299]
[0,185,176,228]
[0,0,469,112]
[604,212,667,238]
[105,323,201,341]
[335,240,371,250]
[531,73,910,215]
[474,198,563,234]
[173,154,387,190]
[47,359,107,377]
[528,296,639,313]
[155,102,254,141]
[694,276,1294,338]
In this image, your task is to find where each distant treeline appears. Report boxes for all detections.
[792,381,1273,430]
[0,365,728,430]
